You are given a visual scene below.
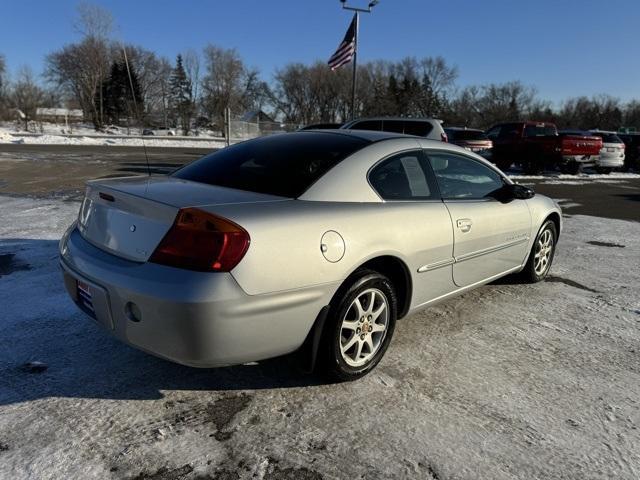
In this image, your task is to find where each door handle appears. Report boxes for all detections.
[456,218,472,233]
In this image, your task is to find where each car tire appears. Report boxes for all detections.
[318,269,397,382]
[523,159,543,175]
[560,161,580,175]
[595,167,611,174]
[521,220,557,283]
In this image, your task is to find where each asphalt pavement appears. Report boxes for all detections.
[0,144,638,221]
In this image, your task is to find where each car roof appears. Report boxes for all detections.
[445,126,483,132]
[589,129,618,134]
[343,116,442,123]
[302,128,411,142]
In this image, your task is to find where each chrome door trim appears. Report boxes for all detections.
[417,236,529,273]
[417,258,455,273]
[455,236,529,263]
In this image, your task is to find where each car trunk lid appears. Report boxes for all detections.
[78,176,286,262]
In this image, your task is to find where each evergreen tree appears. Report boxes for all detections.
[99,58,143,125]
[169,54,193,134]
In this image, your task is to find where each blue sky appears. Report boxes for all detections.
[2,0,639,104]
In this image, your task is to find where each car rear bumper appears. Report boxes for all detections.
[596,154,624,168]
[59,224,335,367]
[562,154,596,165]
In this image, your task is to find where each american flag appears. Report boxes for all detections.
[328,14,357,71]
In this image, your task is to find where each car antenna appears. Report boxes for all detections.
[121,42,151,178]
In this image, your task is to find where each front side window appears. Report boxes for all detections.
[427,152,504,200]
[369,151,437,200]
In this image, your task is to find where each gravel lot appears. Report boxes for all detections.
[0,192,639,479]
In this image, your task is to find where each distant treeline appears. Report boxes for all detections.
[0,2,638,134]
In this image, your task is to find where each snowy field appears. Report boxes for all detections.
[0,125,227,149]
[510,171,640,184]
[1,196,640,479]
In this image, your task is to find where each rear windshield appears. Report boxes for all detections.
[401,121,433,137]
[446,129,488,141]
[524,124,557,137]
[172,132,369,198]
[591,132,623,143]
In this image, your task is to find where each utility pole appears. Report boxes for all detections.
[339,0,379,120]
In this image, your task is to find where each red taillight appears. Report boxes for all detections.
[441,132,448,142]
[150,208,250,272]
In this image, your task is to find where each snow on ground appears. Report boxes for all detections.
[1,195,640,479]
[0,126,227,149]
[509,172,640,184]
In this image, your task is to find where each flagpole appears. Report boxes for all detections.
[351,12,359,120]
[339,1,379,121]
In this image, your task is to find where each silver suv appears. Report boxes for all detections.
[341,117,447,142]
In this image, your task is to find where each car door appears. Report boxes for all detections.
[368,149,456,307]
[425,150,532,288]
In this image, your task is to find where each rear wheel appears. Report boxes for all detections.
[521,220,557,283]
[595,166,612,174]
[318,270,397,381]
[560,161,580,174]
[523,160,543,175]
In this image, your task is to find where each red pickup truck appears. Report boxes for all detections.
[486,121,602,173]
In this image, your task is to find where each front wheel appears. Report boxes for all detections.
[521,220,557,283]
[318,270,397,382]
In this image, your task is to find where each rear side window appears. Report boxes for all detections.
[350,120,382,131]
[173,132,369,198]
[403,121,433,137]
[382,120,405,134]
[369,151,438,200]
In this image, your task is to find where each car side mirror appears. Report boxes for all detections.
[492,183,535,203]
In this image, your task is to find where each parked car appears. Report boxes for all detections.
[60,130,561,381]
[487,121,602,174]
[142,129,155,136]
[341,117,448,142]
[298,123,344,130]
[445,127,493,159]
[617,133,640,171]
[588,130,625,174]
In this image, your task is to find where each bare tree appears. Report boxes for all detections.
[0,54,7,117]
[74,1,113,39]
[120,45,172,126]
[419,56,458,97]
[201,45,260,128]
[9,67,45,131]
[0,54,6,95]
[184,49,202,129]
[557,95,623,130]
[45,38,111,129]
[45,2,112,129]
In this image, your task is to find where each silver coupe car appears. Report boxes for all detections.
[59,130,561,381]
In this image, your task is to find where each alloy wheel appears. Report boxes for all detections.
[339,288,389,367]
